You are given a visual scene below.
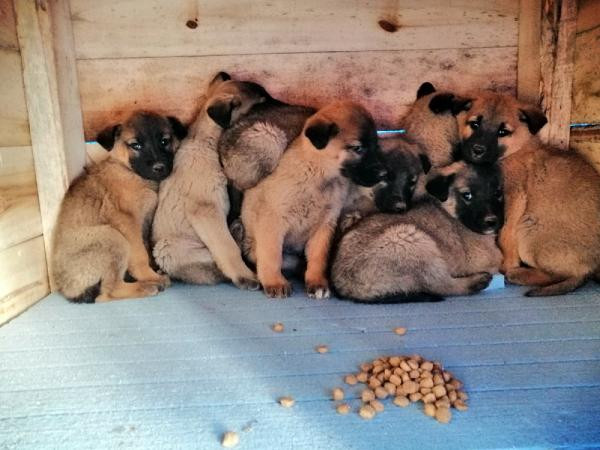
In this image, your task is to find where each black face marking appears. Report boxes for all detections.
[426,173,455,202]
[126,113,177,182]
[375,150,423,213]
[417,82,436,99]
[167,116,188,140]
[519,107,548,135]
[460,118,503,164]
[453,164,504,235]
[340,115,386,187]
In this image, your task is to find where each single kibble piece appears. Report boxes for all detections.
[424,403,437,418]
[458,391,469,401]
[271,322,284,332]
[383,368,392,379]
[401,372,411,383]
[360,363,373,372]
[420,370,433,378]
[316,345,329,354]
[454,400,469,411]
[420,378,434,389]
[389,374,402,386]
[450,379,463,390]
[361,389,375,402]
[407,359,419,370]
[384,382,396,395]
[336,403,351,415]
[400,361,412,372]
[279,396,295,408]
[422,393,437,404]
[420,361,434,371]
[332,387,345,401]
[420,387,432,395]
[409,370,420,379]
[433,374,444,386]
[370,400,385,413]
[394,327,407,335]
[357,372,369,383]
[221,431,239,448]
[409,392,422,402]
[448,390,458,403]
[432,385,447,398]
[402,380,419,395]
[359,404,376,420]
[375,386,389,399]
[435,399,451,409]
[372,365,384,375]
[369,377,382,388]
[389,356,401,366]
[344,374,358,385]
[393,395,410,407]
[435,406,452,424]
[443,371,452,382]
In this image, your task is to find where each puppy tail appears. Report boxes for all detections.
[344,292,445,304]
[525,276,586,297]
[67,282,101,304]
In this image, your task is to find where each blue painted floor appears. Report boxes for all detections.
[1,281,599,449]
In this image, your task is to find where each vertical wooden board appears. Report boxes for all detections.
[0,146,43,251]
[517,0,541,104]
[0,0,18,50]
[0,49,31,147]
[77,47,517,139]
[0,236,48,326]
[70,0,519,59]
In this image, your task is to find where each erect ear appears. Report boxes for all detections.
[207,96,241,129]
[304,118,339,150]
[426,173,455,202]
[429,93,455,114]
[96,124,121,150]
[167,116,188,140]
[419,154,432,174]
[209,71,231,88]
[417,82,436,99]
[519,106,548,135]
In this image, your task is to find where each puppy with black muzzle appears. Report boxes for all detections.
[152,72,267,289]
[241,101,386,299]
[330,162,503,302]
[455,91,600,296]
[51,112,186,302]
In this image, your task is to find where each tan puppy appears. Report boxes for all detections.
[152,72,266,289]
[455,91,600,296]
[241,101,386,299]
[52,112,186,302]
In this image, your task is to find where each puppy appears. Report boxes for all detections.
[152,72,267,289]
[455,91,600,296]
[241,101,386,299]
[330,162,503,302]
[52,112,186,302]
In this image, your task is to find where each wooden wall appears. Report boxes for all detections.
[70,0,520,141]
[0,0,49,325]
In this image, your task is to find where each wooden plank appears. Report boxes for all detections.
[0,236,48,326]
[70,0,519,59]
[0,146,42,252]
[15,0,86,277]
[517,0,541,104]
[77,47,517,139]
[0,49,30,147]
[0,0,18,51]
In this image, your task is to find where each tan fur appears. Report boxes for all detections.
[241,101,378,298]
[458,92,600,296]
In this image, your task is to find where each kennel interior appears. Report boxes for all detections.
[0,0,599,448]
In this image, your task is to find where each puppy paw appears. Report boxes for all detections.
[306,282,330,299]
[467,272,493,294]
[234,276,261,291]
[263,281,292,299]
[138,281,162,297]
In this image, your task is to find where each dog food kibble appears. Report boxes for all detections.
[336,403,351,415]
[271,322,284,332]
[316,345,329,354]
[332,354,468,423]
[279,396,295,408]
[221,431,240,448]
[332,387,345,401]
[394,327,407,335]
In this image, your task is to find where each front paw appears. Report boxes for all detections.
[263,281,292,299]
[306,280,331,299]
[467,272,493,294]
[234,276,261,291]
[155,274,171,291]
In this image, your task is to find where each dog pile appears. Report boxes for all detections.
[337,354,468,423]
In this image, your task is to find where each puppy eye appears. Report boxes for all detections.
[468,121,480,131]
[498,128,512,137]
[347,145,365,155]
[129,142,142,151]
[409,175,418,185]
[160,137,171,147]
[495,189,504,200]
[461,191,473,201]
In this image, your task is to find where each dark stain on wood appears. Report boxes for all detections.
[186,19,198,29]
[378,19,400,33]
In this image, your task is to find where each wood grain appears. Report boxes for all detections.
[0,49,30,147]
[517,0,541,104]
[77,47,517,139]
[0,0,18,51]
[70,0,519,59]
[0,236,48,326]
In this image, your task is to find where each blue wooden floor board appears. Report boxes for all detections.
[1,283,599,449]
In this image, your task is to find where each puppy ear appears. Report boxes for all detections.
[419,154,432,174]
[451,97,473,115]
[207,97,240,128]
[519,106,548,135]
[305,119,339,150]
[209,71,231,88]
[167,116,188,141]
[429,93,455,114]
[96,124,121,150]
[426,173,455,202]
[417,82,436,99]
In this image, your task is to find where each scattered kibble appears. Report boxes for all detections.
[271,322,284,332]
[316,345,329,354]
[332,387,345,401]
[221,431,239,448]
[393,395,410,407]
[370,399,385,413]
[279,396,295,408]
[359,404,376,420]
[361,389,375,402]
[336,403,351,414]
[394,327,407,335]
[435,406,452,423]
[424,403,437,417]
[344,374,357,385]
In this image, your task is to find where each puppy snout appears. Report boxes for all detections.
[391,196,407,213]
[472,144,486,157]
[484,214,499,228]
[152,162,167,175]
[377,167,388,181]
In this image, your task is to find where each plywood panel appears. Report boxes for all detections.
[0,0,18,51]
[0,49,31,147]
[77,47,517,139]
[0,146,42,252]
[70,0,519,59]
[0,236,48,326]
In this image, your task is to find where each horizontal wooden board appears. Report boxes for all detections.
[0,49,31,147]
[0,0,18,51]
[0,146,43,251]
[77,47,517,139]
[70,0,519,60]
[0,236,48,326]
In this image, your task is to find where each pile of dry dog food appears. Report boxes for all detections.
[335,354,468,423]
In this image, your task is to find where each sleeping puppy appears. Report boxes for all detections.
[330,162,503,302]
[52,112,186,302]
[152,72,267,289]
[241,101,387,299]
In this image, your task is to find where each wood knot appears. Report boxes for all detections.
[378,19,400,33]
[186,19,198,29]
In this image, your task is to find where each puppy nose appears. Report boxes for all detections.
[391,197,407,212]
[152,162,166,174]
[472,144,486,156]
[484,214,498,228]
[377,168,388,180]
